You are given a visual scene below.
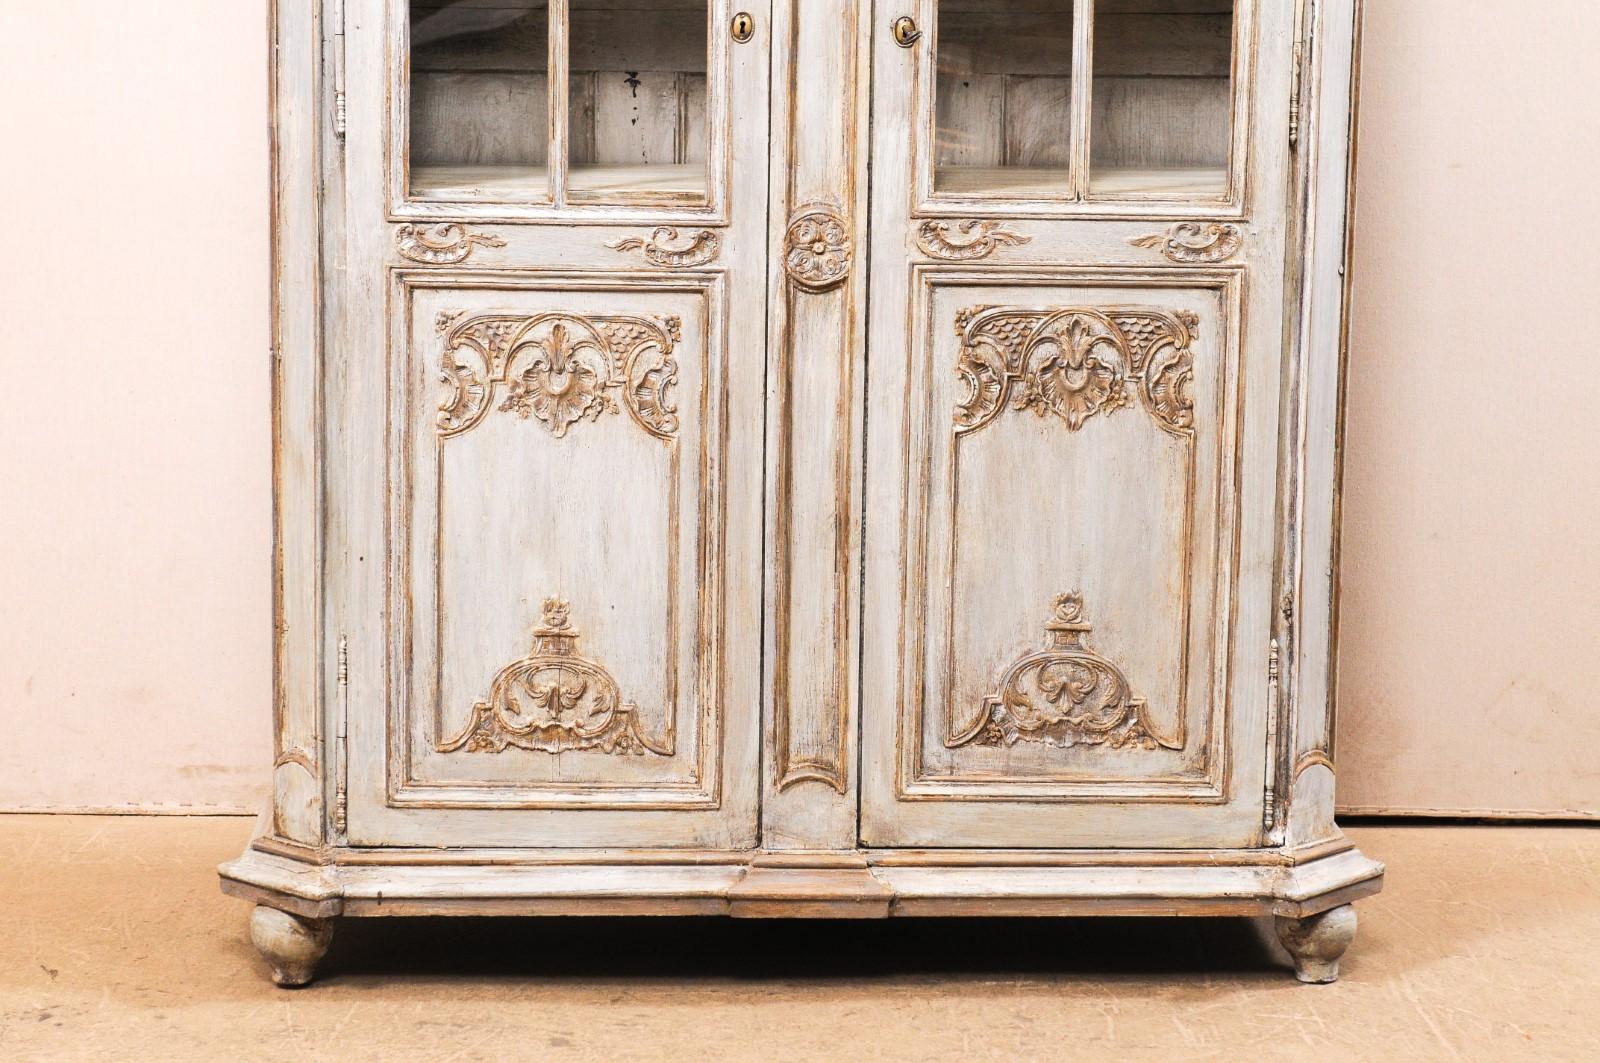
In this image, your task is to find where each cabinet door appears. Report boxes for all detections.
[862,0,1291,847]
[337,0,768,849]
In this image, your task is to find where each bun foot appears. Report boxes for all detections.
[250,905,334,988]
[1275,903,1358,984]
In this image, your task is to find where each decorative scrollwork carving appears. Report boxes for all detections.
[438,598,671,757]
[953,305,1198,438]
[915,219,1031,261]
[783,208,851,290]
[607,227,721,268]
[435,311,681,440]
[948,593,1181,751]
[1129,223,1243,264]
[395,223,507,264]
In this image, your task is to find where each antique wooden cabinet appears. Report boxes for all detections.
[223,0,1381,986]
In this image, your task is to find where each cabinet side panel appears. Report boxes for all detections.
[1285,0,1356,847]
[271,0,327,844]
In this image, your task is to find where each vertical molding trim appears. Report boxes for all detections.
[762,0,868,847]
[1283,0,1361,847]
[269,0,327,845]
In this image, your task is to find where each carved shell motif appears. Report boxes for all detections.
[435,311,681,440]
[949,592,1180,751]
[437,598,671,757]
[783,208,851,290]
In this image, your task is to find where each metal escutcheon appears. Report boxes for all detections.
[892,15,921,48]
[732,11,755,43]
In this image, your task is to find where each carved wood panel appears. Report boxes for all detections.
[390,279,730,812]
[908,284,1232,799]
[855,265,1266,853]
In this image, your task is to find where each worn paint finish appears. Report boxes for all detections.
[224,0,1379,986]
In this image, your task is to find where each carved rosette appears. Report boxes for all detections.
[435,311,681,440]
[783,208,851,290]
[396,223,507,264]
[915,219,1031,261]
[953,305,1198,438]
[949,593,1181,751]
[438,598,671,757]
[1129,223,1243,264]
[607,227,721,268]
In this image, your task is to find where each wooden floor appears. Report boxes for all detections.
[1,818,1596,1061]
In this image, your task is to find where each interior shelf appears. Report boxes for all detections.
[934,166,1229,199]
[410,163,705,201]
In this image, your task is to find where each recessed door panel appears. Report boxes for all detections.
[403,283,718,801]
[916,280,1235,799]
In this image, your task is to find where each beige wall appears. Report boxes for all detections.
[1336,0,1600,816]
[0,2,272,811]
[1,1,1595,816]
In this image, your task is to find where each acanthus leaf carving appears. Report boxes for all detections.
[949,593,1181,752]
[916,219,1031,261]
[438,598,672,757]
[954,306,1197,438]
[1129,223,1243,264]
[396,223,507,264]
[607,227,722,268]
[783,207,852,290]
[435,311,680,440]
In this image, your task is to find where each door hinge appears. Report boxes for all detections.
[1288,41,1303,147]
[1289,14,1314,149]
[1262,637,1282,830]
[331,0,348,141]
[334,634,348,834]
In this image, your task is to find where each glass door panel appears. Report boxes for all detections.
[567,0,709,201]
[934,0,1076,197]
[409,1,551,201]
[1089,0,1235,198]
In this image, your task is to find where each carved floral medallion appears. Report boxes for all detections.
[396,223,507,264]
[438,598,671,757]
[915,219,1031,261]
[783,208,852,290]
[953,305,1198,438]
[949,593,1180,751]
[435,311,681,439]
[607,227,721,268]
[1129,222,1243,264]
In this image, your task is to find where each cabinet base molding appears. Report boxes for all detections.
[222,833,1382,983]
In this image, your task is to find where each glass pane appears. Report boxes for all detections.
[409,1,550,201]
[1090,0,1234,198]
[934,1,1076,197]
[568,0,709,200]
